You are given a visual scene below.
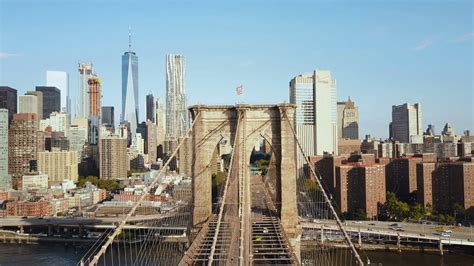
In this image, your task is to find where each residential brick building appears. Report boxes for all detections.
[6,198,51,217]
[416,160,474,215]
[336,163,386,219]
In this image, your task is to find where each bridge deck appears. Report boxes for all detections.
[251,176,296,265]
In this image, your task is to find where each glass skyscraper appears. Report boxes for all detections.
[121,32,139,138]
[289,70,338,156]
[46,70,69,115]
[35,86,61,119]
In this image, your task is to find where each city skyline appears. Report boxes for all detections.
[0,2,473,264]
[0,0,472,138]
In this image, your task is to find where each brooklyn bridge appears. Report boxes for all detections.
[79,104,368,265]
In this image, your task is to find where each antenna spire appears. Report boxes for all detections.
[128,26,132,52]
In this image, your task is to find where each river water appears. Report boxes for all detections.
[0,243,472,265]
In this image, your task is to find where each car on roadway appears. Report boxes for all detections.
[435,232,450,237]
[368,223,375,226]
[443,229,453,233]
[353,221,362,224]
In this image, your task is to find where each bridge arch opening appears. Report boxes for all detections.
[189,104,298,237]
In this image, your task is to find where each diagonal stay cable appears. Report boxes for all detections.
[281,110,364,266]
[207,111,242,266]
[87,112,201,266]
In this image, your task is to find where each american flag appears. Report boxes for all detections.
[236,85,243,95]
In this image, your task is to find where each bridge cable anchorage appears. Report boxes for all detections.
[208,111,242,266]
[282,111,365,266]
[84,112,201,266]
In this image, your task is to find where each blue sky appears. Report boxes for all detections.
[0,0,472,138]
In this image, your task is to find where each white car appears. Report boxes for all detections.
[435,232,450,237]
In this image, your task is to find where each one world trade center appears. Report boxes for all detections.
[121,29,139,139]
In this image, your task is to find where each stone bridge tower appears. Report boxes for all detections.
[189,104,298,236]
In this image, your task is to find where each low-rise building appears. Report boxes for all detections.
[6,198,51,216]
[65,183,106,209]
[22,174,48,190]
[50,198,68,215]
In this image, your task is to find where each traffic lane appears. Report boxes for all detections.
[345,221,473,240]
[303,220,473,240]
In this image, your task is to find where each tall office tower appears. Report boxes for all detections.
[121,30,139,138]
[290,73,316,160]
[0,109,11,189]
[101,106,114,131]
[46,71,69,114]
[25,91,43,120]
[155,98,165,146]
[146,120,157,163]
[146,93,156,123]
[391,103,423,143]
[100,136,128,179]
[0,86,17,127]
[289,70,338,157]
[166,54,188,141]
[314,70,338,155]
[8,113,38,178]
[78,63,93,119]
[35,86,60,119]
[88,76,101,146]
[337,97,359,140]
[19,95,39,116]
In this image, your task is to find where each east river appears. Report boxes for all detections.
[0,243,472,265]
